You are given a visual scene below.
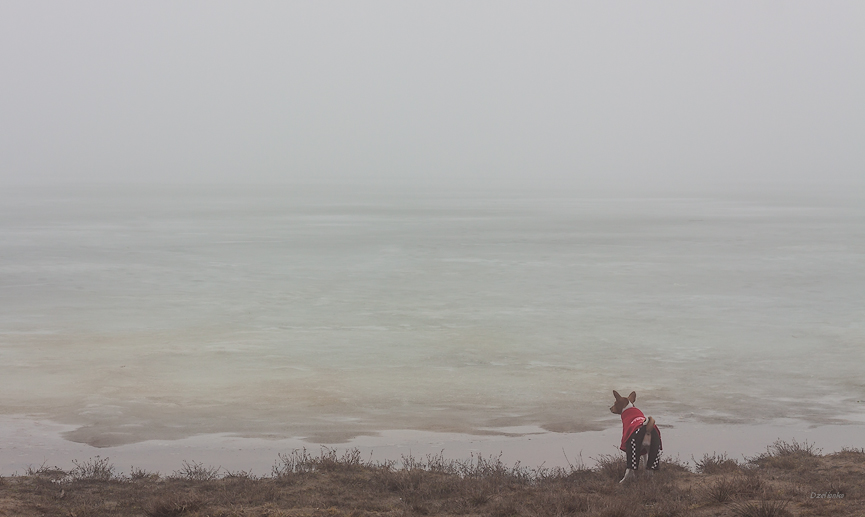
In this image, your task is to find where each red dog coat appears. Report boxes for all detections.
[619,406,662,452]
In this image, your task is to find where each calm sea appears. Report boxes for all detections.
[1,184,863,447]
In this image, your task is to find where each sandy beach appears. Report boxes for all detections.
[3,414,863,477]
[3,420,864,516]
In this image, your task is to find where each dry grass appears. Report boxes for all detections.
[0,440,863,516]
[747,439,821,471]
[694,452,740,474]
[730,499,791,517]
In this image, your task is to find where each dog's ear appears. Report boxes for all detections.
[613,390,622,400]
[628,391,637,403]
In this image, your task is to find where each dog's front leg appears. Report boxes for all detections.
[619,468,636,483]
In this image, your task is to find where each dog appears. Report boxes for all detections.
[609,390,662,483]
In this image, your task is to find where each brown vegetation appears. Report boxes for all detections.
[0,441,862,516]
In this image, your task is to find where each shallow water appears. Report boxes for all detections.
[1,184,863,447]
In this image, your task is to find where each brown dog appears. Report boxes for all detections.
[610,390,662,482]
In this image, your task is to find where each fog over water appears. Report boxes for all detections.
[1,185,862,447]
[1,2,864,452]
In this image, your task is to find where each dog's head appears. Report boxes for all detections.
[610,390,637,414]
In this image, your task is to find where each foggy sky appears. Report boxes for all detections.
[1,1,863,191]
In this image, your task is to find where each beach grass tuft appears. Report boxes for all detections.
[69,456,116,481]
[171,460,221,481]
[695,452,740,474]
[747,439,821,471]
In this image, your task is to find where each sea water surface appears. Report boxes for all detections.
[1,184,863,449]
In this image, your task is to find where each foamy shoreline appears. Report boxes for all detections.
[2,414,862,476]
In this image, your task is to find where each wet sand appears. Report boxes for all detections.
[2,414,862,476]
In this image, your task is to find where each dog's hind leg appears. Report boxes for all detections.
[646,425,662,472]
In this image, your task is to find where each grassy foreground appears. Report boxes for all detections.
[1,440,862,516]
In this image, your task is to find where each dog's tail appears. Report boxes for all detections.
[644,416,656,432]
